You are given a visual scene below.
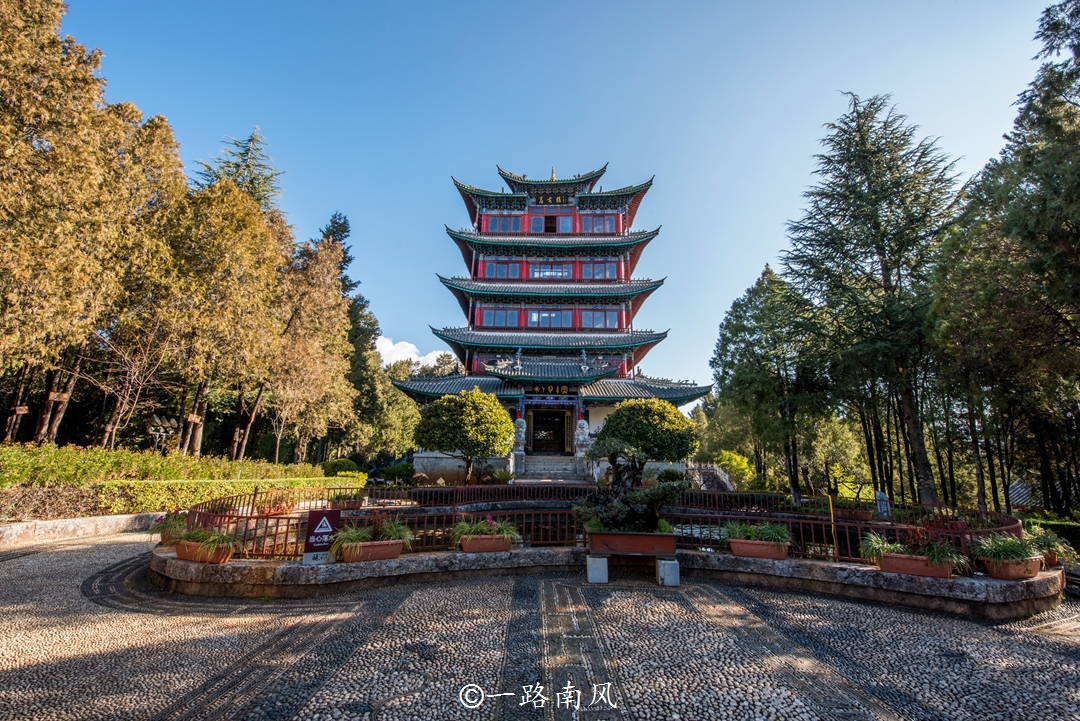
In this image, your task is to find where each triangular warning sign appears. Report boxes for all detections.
[312,516,334,533]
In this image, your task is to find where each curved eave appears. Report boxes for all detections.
[432,327,668,353]
[484,365,621,384]
[579,177,654,228]
[627,339,663,369]
[438,275,664,301]
[497,163,607,193]
[452,178,526,226]
[446,228,659,268]
[391,376,524,401]
[580,383,711,407]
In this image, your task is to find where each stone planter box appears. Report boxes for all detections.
[587,531,676,558]
[878,552,953,579]
[729,539,788,560]
[981,557,1042,580]
[339,539,405,563]
[174,540,233,564]
[461,535,512,553]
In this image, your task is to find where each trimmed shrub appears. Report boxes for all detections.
[0,476,365,521]
[0,443,322,488]
[321,458,359,477]
[656,469,685,483]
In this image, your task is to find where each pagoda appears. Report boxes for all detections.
[393,164,710,466]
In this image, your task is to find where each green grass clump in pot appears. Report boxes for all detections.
[178,529,237,553]
[859,531,905,561]
[452,516,521,545]
[971,533,1039,562]
[330,516,414,558]
[1025,523,1078,563]
[722,521,790,547]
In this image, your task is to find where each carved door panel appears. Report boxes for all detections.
[531,411,565,453]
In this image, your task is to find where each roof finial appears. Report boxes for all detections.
[550,166,556,181]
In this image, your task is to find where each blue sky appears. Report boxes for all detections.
[64,0,1047,393]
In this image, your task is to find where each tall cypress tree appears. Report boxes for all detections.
[783,94,961,504]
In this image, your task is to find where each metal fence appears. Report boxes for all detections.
[184,484,1022,561]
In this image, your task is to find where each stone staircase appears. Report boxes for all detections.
[516,455,585,482]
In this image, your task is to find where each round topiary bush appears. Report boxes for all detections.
[322,458,359,477]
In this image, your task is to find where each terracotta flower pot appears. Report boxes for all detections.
[729,538,789,560]
[1044,551,1059,567]
[878,552,953,579]
[981,557,1042,580]
[460,535,512,553]
[339,539,405,563]
[173,540,233,564]
[587,531,677,557]
[159,529,178,546]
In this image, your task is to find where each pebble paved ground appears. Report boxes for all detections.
[0,534,1077,721]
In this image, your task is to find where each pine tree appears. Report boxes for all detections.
[782,94,960,504]
[195,127,283,211]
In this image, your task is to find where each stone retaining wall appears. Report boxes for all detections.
[0,512,160,550]
[149,545,1065,619]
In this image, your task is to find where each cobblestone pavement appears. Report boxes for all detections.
[0,534,1078,721]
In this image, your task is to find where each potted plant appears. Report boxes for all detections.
[173,529,238,564]
[330,515,413,562]
[722,521,791,560]
[329,488,367,511]
[490,469,515,484]
[1024,523,1077,567]
[150,510,188,545]
[575,399,698,556]
[859,531,969,579]
[971,534,1043,580]
[452,515,521,553]
[833,497,873,522]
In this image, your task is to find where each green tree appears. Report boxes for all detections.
[195,127,283,211]
[588,398,698,492]
[412,388,514,484]
[710,267,825,496]
[782,94,961,504]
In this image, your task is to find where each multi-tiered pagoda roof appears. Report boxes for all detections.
[394,166,709,435]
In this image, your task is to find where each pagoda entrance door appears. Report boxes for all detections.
[526,410,571,454]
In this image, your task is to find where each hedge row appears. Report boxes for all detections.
[1030,520,1080,551]
[0,444,322,488]
[0,476,367,521]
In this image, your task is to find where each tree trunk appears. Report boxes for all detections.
[983,436,1001,513]
[896,374,938,504]
[236,383,265,462]
[229,381,246,460]
[32,368,60,443]
[858,405,880,493]
[5,364,35,442]
[966,403,987,512]
[46,355,81,444]
[191,394,208,457]
[273,430,283,464]
[179,381,207,456]
[1033,419,1056,511]
[101,400,122,449]
[996,424,1012,515]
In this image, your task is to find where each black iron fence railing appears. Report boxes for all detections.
[183,484,1022,561]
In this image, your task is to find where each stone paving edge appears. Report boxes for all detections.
[0,512,161,550]
[147,545,1065,619]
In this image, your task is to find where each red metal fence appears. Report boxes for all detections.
[184,484,1021,561]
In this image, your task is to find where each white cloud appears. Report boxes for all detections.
[376,336,444,367]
